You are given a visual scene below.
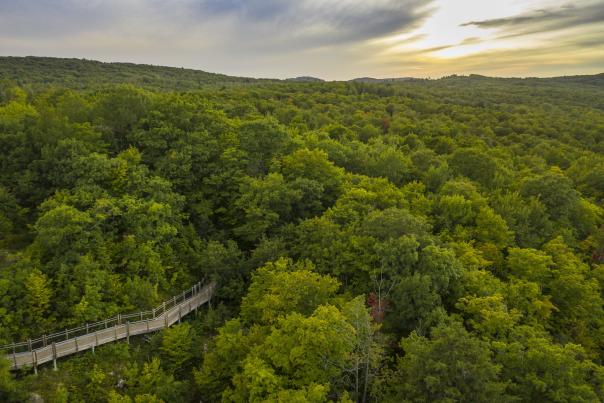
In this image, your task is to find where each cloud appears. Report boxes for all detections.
[461,1,604,38]
[0,0,602,79]
[190,0,436,50]
[0,0,438,78]
[0,0,435,49]
[0,0,129,37]
[378,28,604,78]
[460,37,482,45]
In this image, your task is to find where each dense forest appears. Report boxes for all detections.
[1,57,604,402]
[0,57,266,91]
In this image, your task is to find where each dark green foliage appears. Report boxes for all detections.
[0,357,22,402]
[381,322,510,403]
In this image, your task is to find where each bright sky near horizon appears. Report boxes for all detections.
[0,0,603,79]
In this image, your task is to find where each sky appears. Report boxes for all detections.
[0,0,603,80]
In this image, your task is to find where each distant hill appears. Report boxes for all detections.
[286,76,325,82]
[437,73,604,87]
[350,77,416,83]
[545,73,604,86]
[1,56,602,92]
[350,73,604,87]
[0,56,269,90]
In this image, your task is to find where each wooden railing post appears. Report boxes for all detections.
[126,322,130,344]
[12,343,17,368]
[33,350,37,375]
[52,342,57,370]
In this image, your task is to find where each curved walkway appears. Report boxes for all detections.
[1,281,215,371]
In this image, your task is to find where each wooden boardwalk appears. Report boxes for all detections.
[1,281,215,371]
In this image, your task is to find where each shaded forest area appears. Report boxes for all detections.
[1,57,604,402]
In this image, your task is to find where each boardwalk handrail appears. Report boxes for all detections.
[1,281,215,362]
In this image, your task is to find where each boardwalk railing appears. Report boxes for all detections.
[1,281,215,370]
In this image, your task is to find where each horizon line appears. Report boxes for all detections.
[2,54,603,82]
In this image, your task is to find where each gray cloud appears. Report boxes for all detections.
[461,1,604,37]
[191,0,436,48]
[0,0,125,37]
[198,0,291,20]
[0,0,434,48]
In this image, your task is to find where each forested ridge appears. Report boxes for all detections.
[1,57,604,402]
[0,57,267,91]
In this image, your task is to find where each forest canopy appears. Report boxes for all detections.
[1,57,604,402]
